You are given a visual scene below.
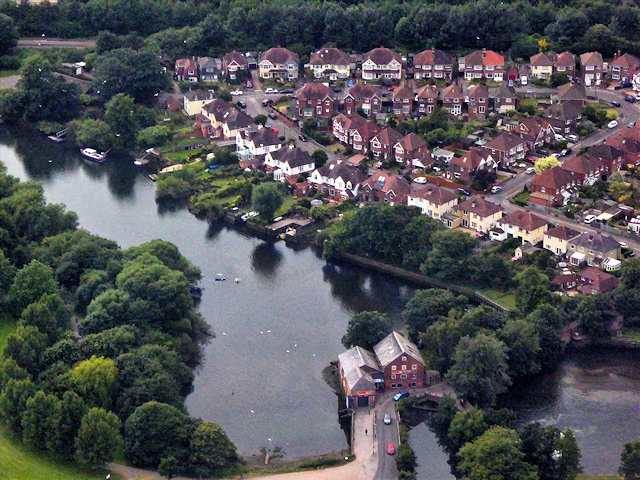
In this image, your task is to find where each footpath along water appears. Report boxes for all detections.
[2,127,639,475]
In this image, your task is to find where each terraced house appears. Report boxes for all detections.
[362,47,402,81]
[308,46,351,80]
[259,47,299,80]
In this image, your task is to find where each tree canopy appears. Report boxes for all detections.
[341,311,392,351]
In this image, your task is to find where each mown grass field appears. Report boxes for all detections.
[480,289,517,310]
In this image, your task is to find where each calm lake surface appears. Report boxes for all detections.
[1,127,638,475]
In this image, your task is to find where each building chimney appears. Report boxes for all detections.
[482,48,486,58]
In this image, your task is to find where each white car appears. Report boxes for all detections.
[265,88,278,94]
[526,167,536,175]
[584,214,597,224]
[566,134,579,142]
[551,153,561,158]
[608,120,619,129]
[413,177,427,184]
[491,186,502,194]
[230,89,243,96]
[383,414,391,425]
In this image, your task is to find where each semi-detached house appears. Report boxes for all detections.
[452,197,503,234]
[407,184,458,221]
[460,49,504,81]
[259,47,299,80]
[413,49,454,81]
[362,47,402,81]
[343,84,384,117]
[494,210,548,245]
[308,47,351,80]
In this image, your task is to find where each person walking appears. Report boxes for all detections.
[365,428,368,436]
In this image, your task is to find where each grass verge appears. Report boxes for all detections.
[479,289,517,310]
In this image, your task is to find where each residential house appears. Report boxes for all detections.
[413,49,454,81]
[223,50,248,80]
[561,154,603,185]
[198,57,221,82]
[543,225,581,256]
[360,171,411,204]
[576,267,619,294]
[236,126,282,159]
[407,185,458,221]
[295,82,334,118]
[332,114,381,153]
[460,49,505,81]
[529,166,576,207]
[174,57,198,82]
[610,53,640,82]
[557,82,588,105]
[452,197,503,234]
[199,99,253,139]
[372,332,425,390]
[580,51,604,86]
[442,84,464,118]
[446,148,497,183]
[392,86,414,117]
[371,127,403,161]
[530,52,554,79]
[544,101,583,134]
[362,47,402,81]
[555,51,576,80]
[183,90,215,116]
[481,132,527,167]
[416,85,439,115]
[308,47,351,80]
[551,272,578,291]
[343,84,384,117]
[494,86,517,113]
[495,210,549,245]
[518,65,529,84]
[394,133,430,167]
[467,84,489,119]
[515,117,556,150]
[567,232,620,269]
[337,346,382,407]
[309,159,367,201]
[628,216,640,234]
[506,65,518,84]
[586,144,624,178]
[606,131,640,167]
[264,145,315,181]
[259,47,299,80]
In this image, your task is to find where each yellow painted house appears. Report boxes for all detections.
[496,211,548,245]
[407,185,458,221]
[543,225,581,256]
[530,52,554,79]
[307,47,351,80]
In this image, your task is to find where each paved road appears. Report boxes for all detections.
[374,395,399,480]
[18,38,96,49]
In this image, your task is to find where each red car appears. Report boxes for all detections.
[387,443,395,455]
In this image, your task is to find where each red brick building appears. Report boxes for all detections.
[467,84,489,119]
[413,49,454,81]
[295,82,334,118]
[416,85,438,116]
[343,83,384,117]
[373,332,425,390]
[371,127,403,161]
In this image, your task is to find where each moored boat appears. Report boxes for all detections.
[80,148,107,162]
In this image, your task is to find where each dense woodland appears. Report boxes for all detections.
[0,163,239,477]
[1,0,640,60]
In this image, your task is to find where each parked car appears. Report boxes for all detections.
[393,391,410,401]
[387,444,395,455]
[629,122,636,128]
[236,100,246,108]
[458,188,471,196]
[230,89,243,96]
[622,81,633,88]
[566,134,579,142]
[268,112,277,119]
[298,134,308,142]
[413,177,427,184]
[551,152,561,158]
[526,167,536,175]
[279,88,293,94]
[537,149,549,156]
[625,95,636,103]
[491,186,502,194]
[584,214,597,224]
[611,101,621,107]
[383,414,391,425]
[608,120,619,129]
[262,99,272,107]
[561,148,572,156]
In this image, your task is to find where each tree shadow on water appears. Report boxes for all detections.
[250,241,283,278]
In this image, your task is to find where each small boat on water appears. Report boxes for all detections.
[80,148,107,163]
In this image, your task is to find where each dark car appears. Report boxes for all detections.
[393,391,410,402]
[611,101,621,107]
[537,149,549,156]
[298,134,308,142]
[262,99,273,107]
[268,112,277,119]
[458,188,471,196]
[280,88,294,94]
[236,100,246,108]
[625,95,636,103]
[622,81,633,88]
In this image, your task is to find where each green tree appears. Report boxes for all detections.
[430,395,458,435]
[189,422,238,476]
[0,378,37,434]
[498,319,541,378]
[51,391,87,460]
[421,229,477,281]
[341,311,392,350]
[3,326,48,377]
[0,250,16,297]
[18,293,70,344]
[0,14,18,57]
[515,267,554,315]
[105,93,139,148]
[9,260,58,315]
[448,333,511,407]
[576,293,617,339]
[550,72,570,88]
[70,356,119,409]
[21,390,62,452]
[75,407,123,469]
[124,239,201,283]
[137,125,172,149]
[448,407,488,454]
[620,441,640,480]
[457,427,538,480]
[124,401,194,468]
[69,119,114,151]
[311,149,329,168]
[402,289,468,341]
[254,114,268,125]
[521,423,581,480]
[395,443,417,473]
[252,183,283,221]
[619,258,640,291]
[156,175,195,201]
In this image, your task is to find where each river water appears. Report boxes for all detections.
[1,127,639,475]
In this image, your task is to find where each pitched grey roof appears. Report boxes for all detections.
[373,332,424,368]
[270,146,313,168]
[338,346,381,392]
[569,232,620,253]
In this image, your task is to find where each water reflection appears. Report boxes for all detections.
[250,241,283,278]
